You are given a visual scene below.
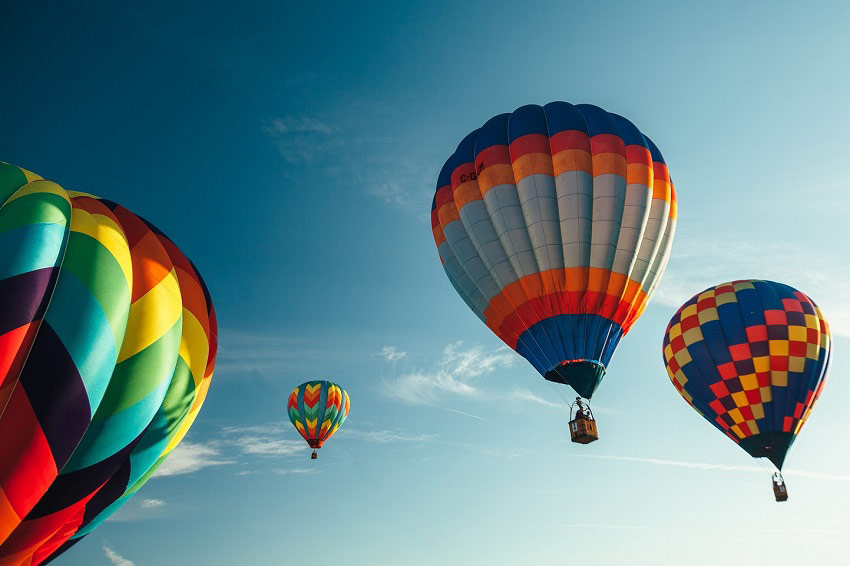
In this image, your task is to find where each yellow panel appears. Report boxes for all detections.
[789,356,806,373]
[683,328,703,346]
[697,289,716,302]
[752,403,765,420]
[177,310,210,388]
[674,348,692,366]
[715,292,737,306]
[788,326,808,341]
[668,322,683,339]
[769,340,789,356]
[759,387,773,402]
[806,343,820,360]
[771,371,788,387]
[70,207,132,288]
[697,308,719,324]
[731,391,748,407]
[681,304,698,318]
[7,179,69,203]
[728,408,743,424]
[117,270,183,362]
[753,356,770,373]
[739,373,758,390]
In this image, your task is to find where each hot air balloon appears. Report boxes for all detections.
[662,280,831,501]
[288,381,350,459]
[0,162,217,564]
[430,102,676,441]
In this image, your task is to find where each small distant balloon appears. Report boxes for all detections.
[288,380,350,459]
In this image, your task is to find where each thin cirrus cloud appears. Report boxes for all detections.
[213,329,373,380]
[153,441,235,478]
[138,498,166,509]
[383,341,515,404]
[654,237,850,336]
[577,454,850,482]
[262,113,436,213]
[380,345,408,362]
[102,546,135,566]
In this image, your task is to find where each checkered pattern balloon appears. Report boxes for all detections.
[662,280,831,469]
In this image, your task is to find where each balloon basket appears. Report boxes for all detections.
[772,473,788,502]
[311,450,318,460]
[569,397,599,444]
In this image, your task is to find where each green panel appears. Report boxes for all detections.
[0,191,71,234]
[60,231,131,349]
[0,162,28,205]
[94,318,182,417]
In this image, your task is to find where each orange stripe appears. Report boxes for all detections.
[626,162,653,186]
[453,181,483,209]
[477,163,515,193]
[591,153,627,177]
[668,186,678,219]
[437,202,460,225]
[482,268,648,341]
[552,149,592,176]
[512,153,554,182]
[652,177,672,201]
[432,224,446,247]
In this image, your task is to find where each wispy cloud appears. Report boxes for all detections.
[139,498,165,509]
[274,467,320,475]
[154,425,307,479]
[387,341,514,403]
[655,238,850,336]
[263,116,334,136]
[262,116,334,164]
[577,454,850,482]
[542,523,849,536]
[103,546,135,566]
[340,428,438,444]
[154,441,235,477]
[505,387,561,409]
[214,329,371,379]
[232,436,303,457]
[380,346,407,361]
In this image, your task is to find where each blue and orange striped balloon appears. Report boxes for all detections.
[431,102,676,399]
[0,162,217,565]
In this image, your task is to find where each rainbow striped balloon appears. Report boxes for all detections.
[288,381,350,456]
[431,102,676,399]
[0,162,217,565]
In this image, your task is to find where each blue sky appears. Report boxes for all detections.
[3,1,850,564]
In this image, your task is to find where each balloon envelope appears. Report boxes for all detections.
[288,380,350,450]
[662,280,830,469]
[431,102,676,398]
[0,162,217,564]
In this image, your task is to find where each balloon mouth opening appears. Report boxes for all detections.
[544,360,606,399]
[738,432,794,470]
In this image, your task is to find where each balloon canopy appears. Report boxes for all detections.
[431,102,676,399]
[288,380,350,454]
[0,162,217,565]
[662,280,831,469]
